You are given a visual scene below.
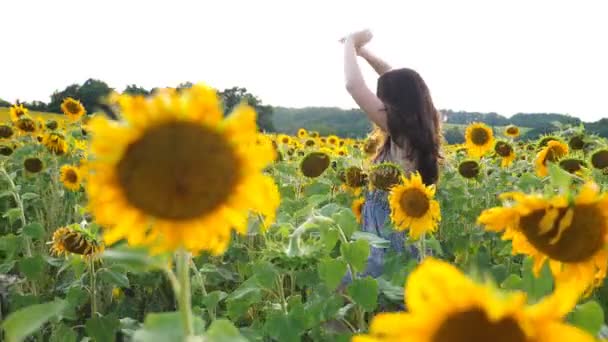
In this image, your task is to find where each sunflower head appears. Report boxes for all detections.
[335,147,348,157]
[465,122,494,157]
[61,97,86,121]
[309,131,319,138]
[45,120,59,131]
[50,226,102,258]
[278,134,291,145]
[0,145,14,156]
[345,166,367,188]
[300,151,330,178]
[42,132,68,155]
[60,165,82,191]
[388,172,441,239]
[568,135,585,151]
[297,128,308,138]
[504,125,520,138]
[363,137,379,156]
[0,124,14,139]
[458,160,480,179]
[86,84,279,255]
[591,149,608,170]
[24,157,44,173]
[537,135,561,149]
[327,135,339,145]
[9,104,28,122]
[352,198,365,224]
[15,116,37,134]
[535,140,569,177]
[369,162,402,191]
[304,138,316,147]
[559,158,586,174]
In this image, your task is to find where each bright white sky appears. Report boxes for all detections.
[1,0,607,121]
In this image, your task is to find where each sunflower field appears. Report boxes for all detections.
[2,85,608,341]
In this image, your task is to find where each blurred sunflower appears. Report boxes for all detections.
[0,124,14,139]
[535,141,569,177]
[478,182,608,292]
[504,124,520,138]
[537,135,561,149]
[370,162,402,191]
[277,134,291,145]
[352,198,365,224]
[559,158,586,175]
[60,165,82,191]
[590,149,608,170]
[344,166,367,188]
[24,157,44,174]
[458,160,480,179]
[42,132,68,155]
[50,226,103,258]
[388,172,440,239]
[568,135,585,151]
[9,104,28,122]
[465,122,494,158]
[14,116,37,134]
[353,258,595,342]
[0,145,13,156]
[297,128,308,139]
[327,135,339,146]
[45,120,59,130]
[304,138,316,148]
[309,131,319,138]
[494,141,515,167]
[61,97,86,121]
[300,151,330,178]
[86,84,279,255]
[335,147,348,157]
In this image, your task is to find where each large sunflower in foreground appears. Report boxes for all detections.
[61,97,86,121]
[535,140,568,177]
[388,172,440,239]
[478,181,608,292]
[353,258,595,342]
[465,122,494,158]
[86,84,280,255]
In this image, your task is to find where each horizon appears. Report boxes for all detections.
[1,0,607,121]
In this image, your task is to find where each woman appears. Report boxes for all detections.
[341,29,442,282]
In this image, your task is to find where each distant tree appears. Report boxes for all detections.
[48,79,113,114]
[123,84,150,96]
[510,113,580,129]
[0,98,10,107]
[219,87,275,132]
[176,82,194,91]
[22,100,49,112]
[48,84,80,113]
[443,126,465,144]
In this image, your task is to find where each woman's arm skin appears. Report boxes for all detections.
[358,46,392,75]
[344,36,388,131]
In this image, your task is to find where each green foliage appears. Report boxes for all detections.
[1,299,66,342]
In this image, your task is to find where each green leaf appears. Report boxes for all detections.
[23,222,45,240]
[133,312,204,342]
[85,314,120,342]
[0,234,22,257]
[226,277,263,320]
[304,181,331,196]
[66,286,89,308]
[205,319,248,342]
[332,209,358,239]
[522,257,553,301]
[18,255,45,281]
[548,162,572,191]
[501,274,523,291]
[352,231,390,248]
[377,278,404,302]
[340,239,370,273]
[490,264,508,284]
[202,291,227,311]
[252,261,279,290]
[347,277,378,312]
[318,258,347,290]
[264,311,301,342]
[1,299,66,342]
[97,268,130,288]
[3,208,22,225]
[0,260,15,273]
[320,227,339,253]
[568,300,605,336]
[101,246,168,272]
[50,323,77,342]
[20,193,39,201]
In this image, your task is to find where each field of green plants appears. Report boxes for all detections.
[2,86,608,341]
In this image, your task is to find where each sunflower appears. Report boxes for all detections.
[300,151,330,178]
[42,132,68,155]
[370,162,402,191]
[24,157,44,173]
[352,198,365,224]
[277,134,291,145]
[494,141,515,167]
[335,147,348,157]
[309,131,319,138]
[458,160,480,179]
[353,258,595,342]
[559,158,586,174]
[345,166,367,188]
[297,128,308,139]
[45,120,59,130]
[568,135,585,151]
[9,104,28,122]
[14,116,37,134]
[388,172,441,239]
[327,135,339,146]
[304,138,316,147]
[0,124,14,139]
[478,182,608,292]
[61,97,86,121]
[86,84,279,255]
[60,165,82,191]
[504,125,520,138]
[537,136,560,149]
[465,122,494,158]
[535,141,569,177]
[50,226,103,258]
[590,149,608,170]
[0,145,14,156]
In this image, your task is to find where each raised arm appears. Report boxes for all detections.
[358,46,392,75]
[343,31,388,131]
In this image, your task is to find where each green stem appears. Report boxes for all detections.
[177,250,194,338]
[89,258,97,317]
[418,233,427,261]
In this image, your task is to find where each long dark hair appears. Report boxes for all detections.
[376,68,441,185]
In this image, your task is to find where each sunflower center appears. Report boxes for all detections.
[24,158,43,173]
[569,136,584,150]
[17,118,36,132]
[506,126,519,135]
[116,122,240,221]
[0,146,14,156]
[458,160,479,178]
[0,125,13,138]
[495,142,513,157]
[65,101,82,114]
[471,128,490,145]
[591,150,608,169]
[519,205,606,263]
[432,308,526,342]
[65,169,79,184]
[300,152,330,178]
[399,188,430,218]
